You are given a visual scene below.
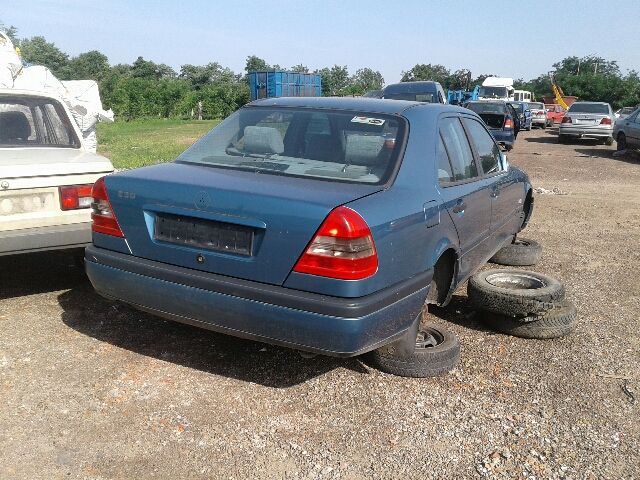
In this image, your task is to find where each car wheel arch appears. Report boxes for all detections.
[426,247,459,307]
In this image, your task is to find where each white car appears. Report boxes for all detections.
[0,89,113,256]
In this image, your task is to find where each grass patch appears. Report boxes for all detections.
[97,118,220,170]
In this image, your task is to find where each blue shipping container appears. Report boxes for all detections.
[248,71,322,101]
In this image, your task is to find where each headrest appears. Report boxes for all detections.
[243,126,284,155]
[0,111,32,141]
[344,134,385,165]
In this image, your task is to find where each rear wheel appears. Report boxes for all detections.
[363,319,460,378]
[604,137,614,146]
[558,134,568,143]
[617,133,627,151]
[542,122,547,129]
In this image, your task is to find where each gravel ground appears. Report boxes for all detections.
[1,128,639,479]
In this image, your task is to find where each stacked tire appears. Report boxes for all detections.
[468,269,576,339]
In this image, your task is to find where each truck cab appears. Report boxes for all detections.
[478,77,515,102]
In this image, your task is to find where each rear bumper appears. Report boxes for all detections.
[489,129,514,146]
[0,222,91,256]
[84,246,430,357]
[531,116,546,125]
[559,125,613,138]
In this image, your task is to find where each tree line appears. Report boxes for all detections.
[2,20,639,120]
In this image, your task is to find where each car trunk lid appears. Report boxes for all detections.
[103,162,383,285]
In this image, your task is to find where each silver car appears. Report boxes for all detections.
[559,102,615,145]
[526,102,547,128]
[613,107,640,151]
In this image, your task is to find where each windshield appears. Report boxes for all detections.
[465,102,506,114]
[479,86,508,98]
[177,107,406,185]
[384,92,435,102]
[0,95,80,149]
[568,103,609,114]
[527,102,545,110]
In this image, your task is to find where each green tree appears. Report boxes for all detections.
[66,50,110,81]
[317,65,350,96]
[401,63,450,84]
[130,56,175,80]
[19,36,69,78]
[0,20,18,43]
[289,64,308,73]
[245,55,270,73]
[349,68,384,94]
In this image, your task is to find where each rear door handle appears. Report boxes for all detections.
[452,202,467,214]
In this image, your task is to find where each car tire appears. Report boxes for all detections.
[481,300,577,339]
[489,238,542,266]
[363,323,460,378]
[542,123,547,129]
[505,144,513,151]
[467,269,565,317]
[616,133,627,151]
[604,137,614,146]
[558,134,568,143]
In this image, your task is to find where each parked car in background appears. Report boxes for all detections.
[526,102,548,128]
[464,100,519,150]
[614,106,639,119]
[545,104,566,125]
[382,81,447,103]
[362,89,383,99]
[508,101,532,131]
[559,101,615,145]
[0,89,114,257]
[613,106,640,151]
[85,97,533,376]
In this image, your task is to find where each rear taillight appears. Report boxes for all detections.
[59,184,93,210]
[293,206,377,280]
[600,117,612,125]
[504,118,514,129]
[561,116,572,124]
[91,177,124,237]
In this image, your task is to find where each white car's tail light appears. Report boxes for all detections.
[59,184,93,210]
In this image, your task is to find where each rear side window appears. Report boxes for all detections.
[463,118,503,175]
[436,135,454,183]
[439,117,478,181]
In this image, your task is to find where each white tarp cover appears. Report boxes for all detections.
[0,32,22,88]
[0,32,113,152]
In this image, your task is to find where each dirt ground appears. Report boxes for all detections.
[1,127,639,479]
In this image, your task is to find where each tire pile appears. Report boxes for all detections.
[469,238,577,339]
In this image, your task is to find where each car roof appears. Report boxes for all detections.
[570,101,609,105]
[0,88,61,100]
[248,96,462,116]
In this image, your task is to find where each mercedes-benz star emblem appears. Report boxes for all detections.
[0,180,9,190]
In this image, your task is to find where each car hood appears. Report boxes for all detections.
[0,148,114,178]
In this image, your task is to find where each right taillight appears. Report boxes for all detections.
[293,206,378,280]
[561,116,572,123]
[503,118,514,129]
[91,176,124,237]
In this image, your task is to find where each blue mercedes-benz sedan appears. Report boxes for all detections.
[85,97,533,368]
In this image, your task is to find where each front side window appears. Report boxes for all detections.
[439,117,478,181]
[177,107,406,184]
[0,95,79,149]
[463,118,503,175]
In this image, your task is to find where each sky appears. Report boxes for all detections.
[2,0,639,84]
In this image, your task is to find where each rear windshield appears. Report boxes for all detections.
[465,102,506,114]
[568,103,609,114]
[509,103,523,113]
[177,107,407,184]
[0,95,80,148]
[479,86,508,98]
[527,102,545,109]
[384,92,435,103]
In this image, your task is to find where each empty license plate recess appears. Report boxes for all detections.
[154,213,254,256]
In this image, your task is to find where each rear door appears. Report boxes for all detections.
[627,111,640,147]
[462,116,522,238]
[437,116,493,279]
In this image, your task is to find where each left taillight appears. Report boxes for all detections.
[91,176,124,237]
[293,206,378,280]
[504,117,514,129]
[59,184,93,210]
[600,117,612,125]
